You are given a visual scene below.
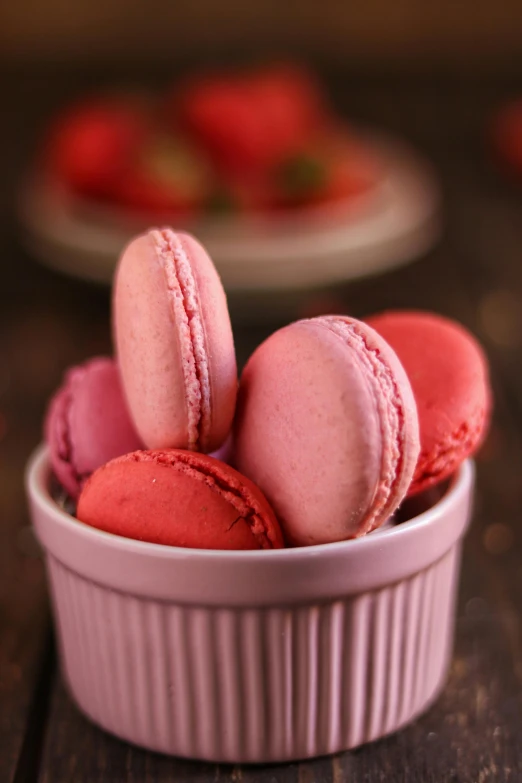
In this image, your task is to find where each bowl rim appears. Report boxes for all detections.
[27,443,473,561]
[26,445,474,604]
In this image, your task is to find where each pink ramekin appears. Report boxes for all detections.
[26,445,474,763]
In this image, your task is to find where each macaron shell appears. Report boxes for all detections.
[45,358,142,498]
[316,316,420,533]
[233,319,419,545]
[68,359,143,475]
[113,230,237,452]
[367,310,491,495]
[77,450,284,550]
[45,383,80,498]
[178,233,237,452]
[114,232,189,449]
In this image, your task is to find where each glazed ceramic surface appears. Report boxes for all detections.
[27,446,474,763]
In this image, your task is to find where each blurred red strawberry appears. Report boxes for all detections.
[492,100,522,176]
[45,100,149,197]
[175,64,327,176]
[217,131,381,215]
[113,134,214,218]
[272,131,382,208]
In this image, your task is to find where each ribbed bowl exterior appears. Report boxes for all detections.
[27,447,473,763]
[47,546,459,762]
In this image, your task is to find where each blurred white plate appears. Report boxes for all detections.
[19,131,440,291]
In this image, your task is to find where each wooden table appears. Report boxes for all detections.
[2,66,522,782]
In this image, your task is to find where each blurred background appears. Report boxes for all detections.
[1,1,521,66]
[1,7,521,468]
[2,0,522,548]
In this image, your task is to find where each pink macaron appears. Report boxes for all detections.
[77,449,285,550]
[233,315,420,546]
[113,228,237,452]
[45,357,143,499]
[366,310,492,496]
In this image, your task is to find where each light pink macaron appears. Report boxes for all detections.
[113,228,237,452]
[45,357,143,499]
[233,316,420,546]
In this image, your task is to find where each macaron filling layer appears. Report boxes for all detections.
[46,368,88,494]
[313,315,406,533]
[48,384,78,484]
[117,450,277,549]
[151,229,211,450]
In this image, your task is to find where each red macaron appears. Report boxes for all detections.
[77,449,284,550]
[366,310,492,496]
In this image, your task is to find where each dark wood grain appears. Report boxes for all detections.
[0,166,53,779]
[2,66,522,781]
[0,83,119,777]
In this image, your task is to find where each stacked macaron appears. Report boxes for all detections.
[45,227,492,550]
